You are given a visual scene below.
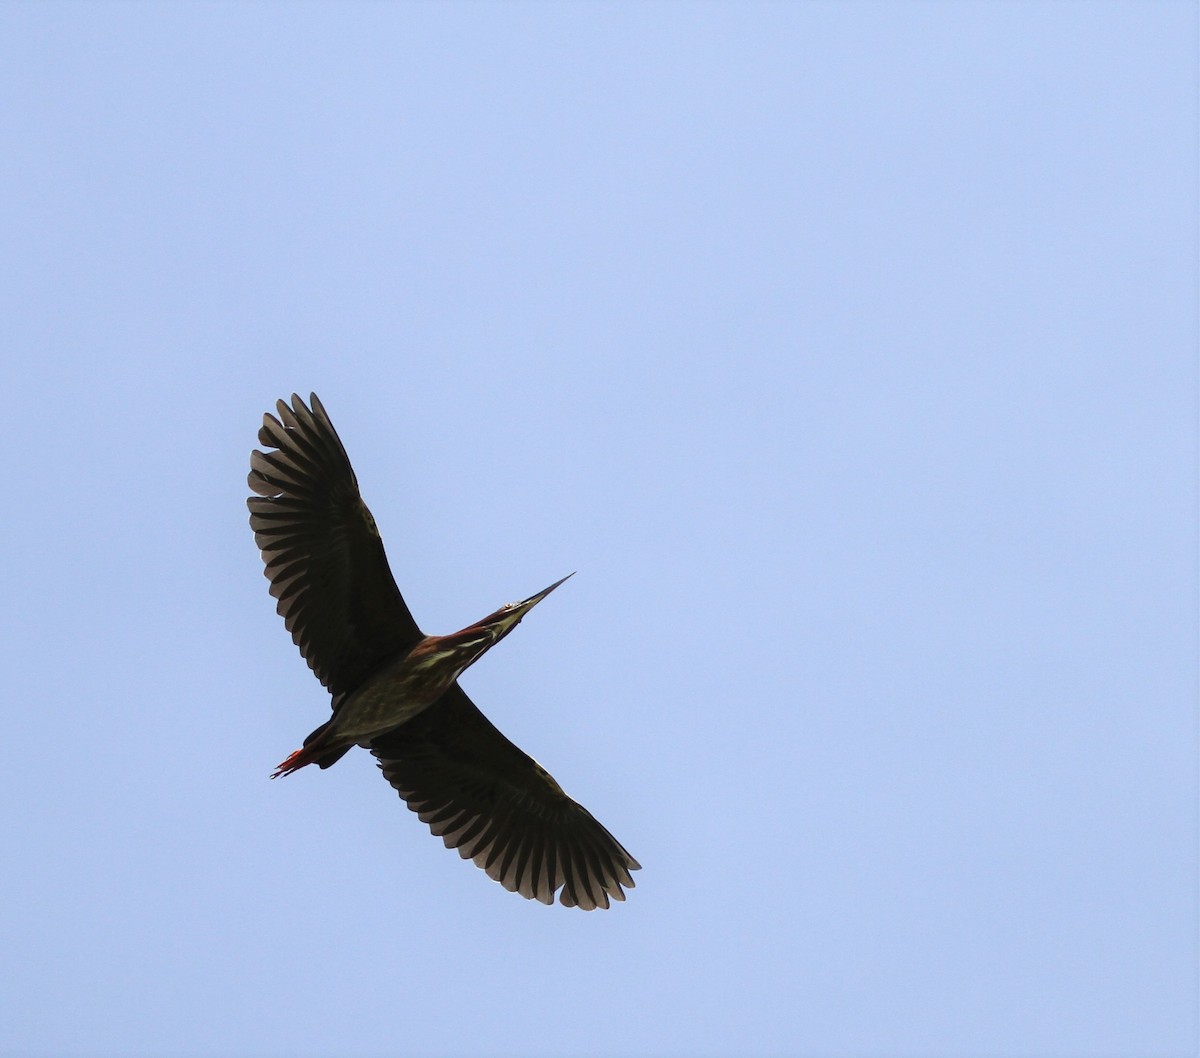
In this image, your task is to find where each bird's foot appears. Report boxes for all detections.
[270,748,308,779]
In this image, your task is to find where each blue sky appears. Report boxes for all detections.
[1,3,1195,1056]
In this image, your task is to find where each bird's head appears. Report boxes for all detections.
[470,572,575,648]
[425,572,576,679]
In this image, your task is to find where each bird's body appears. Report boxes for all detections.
[270,576,571,775]
[249,393,638,909]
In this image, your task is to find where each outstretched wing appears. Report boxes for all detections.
[370,683,640,910]
[248,393,424,701]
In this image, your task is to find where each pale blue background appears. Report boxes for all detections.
[1,3,1195,1057]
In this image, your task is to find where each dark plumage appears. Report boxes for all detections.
[248,393,639,909]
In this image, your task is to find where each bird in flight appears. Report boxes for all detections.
[248,394,639,909]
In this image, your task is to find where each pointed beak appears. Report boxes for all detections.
[452,573,577,668]
[513,571,575,616]
[475,572,575,644]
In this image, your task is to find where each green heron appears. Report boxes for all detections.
[248,393,639,909]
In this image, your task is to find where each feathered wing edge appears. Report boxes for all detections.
[247,393,423,700]
[370,684,640,910]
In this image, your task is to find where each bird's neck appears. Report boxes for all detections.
[408,627,498,681]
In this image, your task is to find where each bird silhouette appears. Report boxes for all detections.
[248,393,639,909]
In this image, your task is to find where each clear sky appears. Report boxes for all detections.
[1,3,1195,1057]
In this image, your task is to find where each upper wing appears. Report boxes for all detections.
[370,683,640,910]
[247,393,424,701]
